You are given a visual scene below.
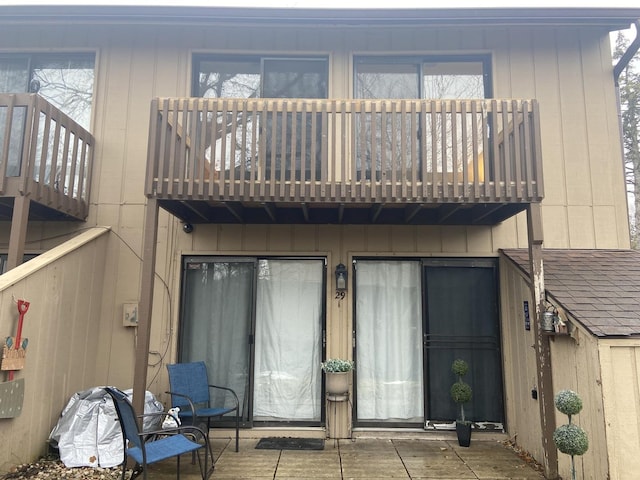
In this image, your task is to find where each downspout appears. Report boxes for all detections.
[613,20,640,243]
[613,20,640,83]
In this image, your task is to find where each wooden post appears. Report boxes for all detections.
[6,196,30,271]
[132,198,159,417]
[527,203,558,479]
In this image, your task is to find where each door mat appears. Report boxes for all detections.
[255,437,325,450]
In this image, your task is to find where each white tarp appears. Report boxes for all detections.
[48,386,163,468]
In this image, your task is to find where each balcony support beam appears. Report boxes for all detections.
[370,204,384,223]
[437,204,462,223]
[132,198,159,420]
[6,195,30,271]
[404,204,423,223]
[223,202,244,223]
[472,203,506,224]
[526,203,558,479]
[262,202,277,222]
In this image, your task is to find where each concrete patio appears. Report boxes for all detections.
[149,437,546,479]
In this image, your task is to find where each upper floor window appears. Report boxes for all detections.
[192,55,328,180]
[0,53,95,129]
[193,55,328,99]
[354,55,491,100]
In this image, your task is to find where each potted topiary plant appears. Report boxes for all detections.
[321,358,354,395]
[553,390,588,480]
[450,358,472,447]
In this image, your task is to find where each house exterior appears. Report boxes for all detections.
[1,5,640,479]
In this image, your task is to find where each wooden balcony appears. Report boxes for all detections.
[0,93,94,221]
[147,97,543,225]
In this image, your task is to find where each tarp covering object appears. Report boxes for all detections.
[48,386,163,468]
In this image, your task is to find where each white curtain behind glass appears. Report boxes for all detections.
[356,260,423,422]
[253,259,323,421]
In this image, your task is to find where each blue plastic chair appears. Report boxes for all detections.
[104,386,213,480]
[167,361,240,452]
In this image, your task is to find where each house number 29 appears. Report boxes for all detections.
[335,291,346,300]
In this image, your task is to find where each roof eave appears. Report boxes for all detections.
[0,6,638,30]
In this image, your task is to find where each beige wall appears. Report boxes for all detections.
[0,228,109,470]
[599,338,640,480]
[499,256,545,462]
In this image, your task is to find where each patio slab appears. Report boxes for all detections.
[148,437,545,479]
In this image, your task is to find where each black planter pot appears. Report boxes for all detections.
[456,421,472,447]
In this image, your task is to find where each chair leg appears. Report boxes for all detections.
[235,409,239,452]
[177,454,181,480]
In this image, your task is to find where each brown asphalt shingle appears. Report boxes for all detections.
[501,249,640,338]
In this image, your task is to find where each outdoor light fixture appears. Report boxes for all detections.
[335,263,348,292]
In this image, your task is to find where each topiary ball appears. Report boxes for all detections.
[452,359,469,377]
[450,381,472,404]
[553,423,589,456]
[555,390,583,416]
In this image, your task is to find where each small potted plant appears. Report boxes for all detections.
[450,358,472,447]
[321,358,354,395]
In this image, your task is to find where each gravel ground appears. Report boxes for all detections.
[1,458,125,480]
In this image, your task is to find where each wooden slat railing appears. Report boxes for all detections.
[0,93,94,220]
[146,98,543,205]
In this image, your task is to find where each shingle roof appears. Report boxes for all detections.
[501,249,640,338]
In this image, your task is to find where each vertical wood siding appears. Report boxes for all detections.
[0,229,109,469]
[599,340,640,479]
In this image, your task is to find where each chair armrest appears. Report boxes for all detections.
[165,390,197,418]
[208,384,240,410]
[137,411,173,420]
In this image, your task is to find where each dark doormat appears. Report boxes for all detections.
[255,437,325,450]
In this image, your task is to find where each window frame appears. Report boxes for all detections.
[353,54,493,99]
[191,54,330,99]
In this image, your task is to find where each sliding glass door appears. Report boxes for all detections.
[355,260,424,424]
[354,258,503,428]
[180,258,255,420]
[253,259,323,421]
[180,257,324,424]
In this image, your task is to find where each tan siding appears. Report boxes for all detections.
[416,225,443,252]
[550,327,608,479]
[0,229,109,470]
[442,226,468,253]
[593,206,622,248]
[599,340,640,480]
[567,205,596,248]
[499,257,545,462]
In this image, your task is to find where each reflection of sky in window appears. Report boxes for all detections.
[356,60,486,100]
[33,57,94,129]
[200,73,261,98]
[0,55,94,130]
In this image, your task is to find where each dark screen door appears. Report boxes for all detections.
[424,259,503,423]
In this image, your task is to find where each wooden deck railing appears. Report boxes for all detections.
[0,93,94,220]
[147,98,543,205]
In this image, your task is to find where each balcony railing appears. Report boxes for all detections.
[0,93,94,221]
[145,98,543,222]
[147,97,543,210]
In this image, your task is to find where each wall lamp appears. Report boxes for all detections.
[335,263,348,292]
